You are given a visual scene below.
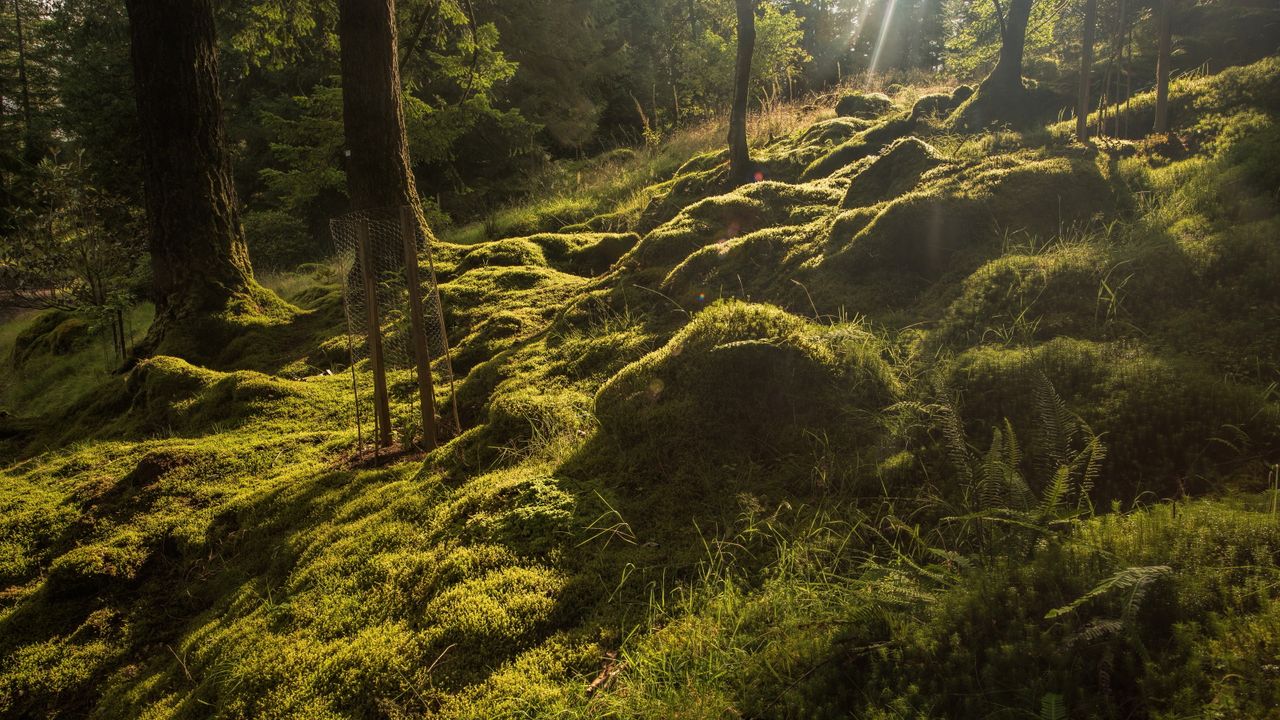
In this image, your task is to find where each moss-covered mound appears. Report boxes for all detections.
[842,137,949,208]
[440,265,587,374]
[817,150,1113,308]
[946,338,1280,498]
[595,302,898,468]
[835,91,894,119]
[10,310,92,366]
[58,356,341,442]
[934,243,1112,344]
[458,238,549,271]
[623,179,843,278]
[523,232,640,276]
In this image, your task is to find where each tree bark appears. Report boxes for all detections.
[982,0,1032,98]
[1077,0,1096,141]
[125,0,257,345]
[989,0,1031,90]
[337,0,424,216]
[1153,0,1172,133]
[728,0,755,187]
[12,0,35,161]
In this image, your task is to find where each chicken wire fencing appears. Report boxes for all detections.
[331,205,459,454]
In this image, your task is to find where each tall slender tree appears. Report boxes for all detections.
[728,0,756,186]
[336,0,423,218]
[125,0,264,357]
[1077,0,1097,141]
[1152,0,1172,133]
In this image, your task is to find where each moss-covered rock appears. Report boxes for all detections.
[835,92,895,119]
[842,137,948,208]
[909,92,963,122]
[595,302,898,468]
[934,244,1112,346]
[946,338,1280,498]
[800,113,917,180]
[12,310,93,366]
[624,180,843,275]
[458,239,548,271]
[819,152,1113,308]
[523,232,640,276]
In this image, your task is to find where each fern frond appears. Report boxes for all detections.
[1046,565,1172,619]
[980,428,1007,510]
[1040,693,1067,720]
[1033,371,1077,476]
[1003,418,1022,470]
[940,396,973,487]
[1039,465,1071,521]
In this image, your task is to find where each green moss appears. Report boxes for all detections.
[817,151,1113,310]
[11,310,92,366]
[934,243,1112,345]
[595,301,898,470]
[623,179,842,276]
[946,338,1279,499]
[835,91,895,119]
[2,61,1280,720]
[523,232,640,276]
[457,238,548,271]
[842,137,948,208]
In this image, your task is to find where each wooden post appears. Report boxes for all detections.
[358,219,393,447]
[400,206,439,450]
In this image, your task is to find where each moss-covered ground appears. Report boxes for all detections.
[3,59,1280,719]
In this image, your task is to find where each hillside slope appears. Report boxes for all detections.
[2,59,1279,719]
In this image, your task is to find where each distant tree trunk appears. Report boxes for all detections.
[1152,0,1172,133]
[337,0,423,216]
[12,0,34,161]
[728,0,756,186]
[125,0,258,354]
[982,0,1033,98]
[1077,0,1097,141]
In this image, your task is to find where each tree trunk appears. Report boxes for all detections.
[125,0,258,353]
[1077,0,1096,141]
[728,0,755,187]
[12,0,35,162]
[982,0,1032,98]
[337,0,424,216]
[1153,0,1172,133]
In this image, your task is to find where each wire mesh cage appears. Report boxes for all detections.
[330,205,459,453]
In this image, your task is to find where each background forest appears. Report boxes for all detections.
[3,0,1273,281]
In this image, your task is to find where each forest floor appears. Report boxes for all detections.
[2,58,1280,719]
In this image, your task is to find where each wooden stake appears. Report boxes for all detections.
[358,219,393,447]
[400,206,439,450]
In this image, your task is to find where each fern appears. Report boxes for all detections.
[1033,371,1077,478]
[1038,465,1072,522]
[1045,565,1172,619]
[939,395,973,488]
[979,428,1008,511]
[1039,693,1067,720]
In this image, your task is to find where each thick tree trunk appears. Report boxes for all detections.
[1077,0,1097,141]
[728,0,756,187]
[337,0,423,216]
[1153,0,1172,133]
[125,0,257,350]
[982,0,1032,98]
